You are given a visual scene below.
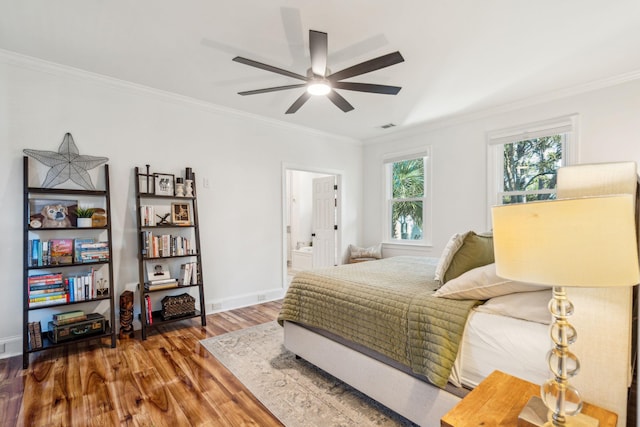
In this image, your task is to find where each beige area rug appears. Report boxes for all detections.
[200,321,417,427]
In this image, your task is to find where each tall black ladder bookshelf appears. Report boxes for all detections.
[23,156,117,368]
[134,166,206,340]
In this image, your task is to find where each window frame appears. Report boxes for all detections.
[382,147,432,246]
[487,114,579,227]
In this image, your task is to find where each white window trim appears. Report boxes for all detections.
[382,147,433,246]
[486,114,579,229]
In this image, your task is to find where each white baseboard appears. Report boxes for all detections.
[0,335,23,359]
[207,288,286,313]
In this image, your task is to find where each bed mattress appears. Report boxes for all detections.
[454,309,550,388]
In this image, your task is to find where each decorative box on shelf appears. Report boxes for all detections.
[48,313,106,344]
[160,293,196,320]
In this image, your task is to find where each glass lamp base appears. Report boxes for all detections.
[518,396,599,427]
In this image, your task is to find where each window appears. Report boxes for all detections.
[488,115,578,209]
[384,149,431,244]
[500,135,564,204]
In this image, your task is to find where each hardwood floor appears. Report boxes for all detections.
[2,300,637,426]
[0,301,284,427]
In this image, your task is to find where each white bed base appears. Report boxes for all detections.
[284,284,634,427]
[283,321,461,426]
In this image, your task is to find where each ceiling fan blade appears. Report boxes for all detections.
[233,56,308,81]
[285,92,312,114]
[327,90,355,112]
[328,51,404,82]
[238,84,307,96]
[332,81,402,95]
[309,30,328,76]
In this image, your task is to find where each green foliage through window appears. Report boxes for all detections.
[391,158,424,240]
[502,135,563,204]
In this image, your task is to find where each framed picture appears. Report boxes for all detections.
[171,202,191,225]
[29,198,78,228]
[154,173,174,196]
[146,260,172,282]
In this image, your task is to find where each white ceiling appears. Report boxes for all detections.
[2,0,640,141]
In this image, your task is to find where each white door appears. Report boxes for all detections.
[311,176,337,268]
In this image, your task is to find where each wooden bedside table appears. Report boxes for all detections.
[441,370,617,427]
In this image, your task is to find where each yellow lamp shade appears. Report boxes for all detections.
[492,194,640,288]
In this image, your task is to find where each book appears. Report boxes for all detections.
[30,239,40,266]
[28,295,67,307]
[29,288,66,296]
[53,314,88,326]
[146,281,178,291]
[178,262,192,286]
[28,321,43,350]
[41,241,50,265]
[28,273,63,285]
[49,239,74,265]
[190,262,198,284]
[74,238,95,262]
[145,295,153,325]
[29,294,67,303]
[27,322,36,350]
[53,310,85,321]
[140,205,156,226]
[75,239,109,263]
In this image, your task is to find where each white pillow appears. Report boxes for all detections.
[434,232,470,285]
[433,263,547,300]
[474,290,552,324]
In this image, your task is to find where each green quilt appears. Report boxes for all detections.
[278,256,478,388]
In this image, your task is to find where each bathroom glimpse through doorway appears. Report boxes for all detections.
[282,166,341,288]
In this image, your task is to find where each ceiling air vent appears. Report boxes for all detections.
[380,123,396,129]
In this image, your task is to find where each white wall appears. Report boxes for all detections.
[362,77,640,426]
[0,52,363,356]
[362,78,640,256]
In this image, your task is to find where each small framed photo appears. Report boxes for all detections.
[29,198,78,228]
[154,173,175,196]
[171,202,191,225]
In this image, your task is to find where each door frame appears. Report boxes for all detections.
[281,163,343,289]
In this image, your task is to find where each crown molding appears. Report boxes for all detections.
[0,49,360,145]
[364,69,640,145]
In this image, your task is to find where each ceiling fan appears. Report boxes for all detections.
[232,30,404,114]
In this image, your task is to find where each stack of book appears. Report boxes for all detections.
[52,310,87,325]
[28,238,110,266]
[145,278,178,291]
[178,262,199,286]
[27,321,43,349]
[140,205,157,226]
[66,269,101,301]
[145,261,178,291]
[29,239,74,266]
[74,239,109,263]
[141,231,193,258]
[28,273,66,307]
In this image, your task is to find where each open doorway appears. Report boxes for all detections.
[282,166,341,287]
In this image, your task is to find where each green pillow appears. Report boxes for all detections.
[443,232,494,283]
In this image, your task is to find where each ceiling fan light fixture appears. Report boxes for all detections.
[307,81,331,96]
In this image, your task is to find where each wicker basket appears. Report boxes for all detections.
[161,293,196,320]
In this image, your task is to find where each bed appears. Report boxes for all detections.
[278,161,639,427]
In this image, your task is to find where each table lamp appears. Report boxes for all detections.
[492,194,640,427]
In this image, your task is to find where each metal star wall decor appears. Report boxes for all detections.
[24,133,109,190]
